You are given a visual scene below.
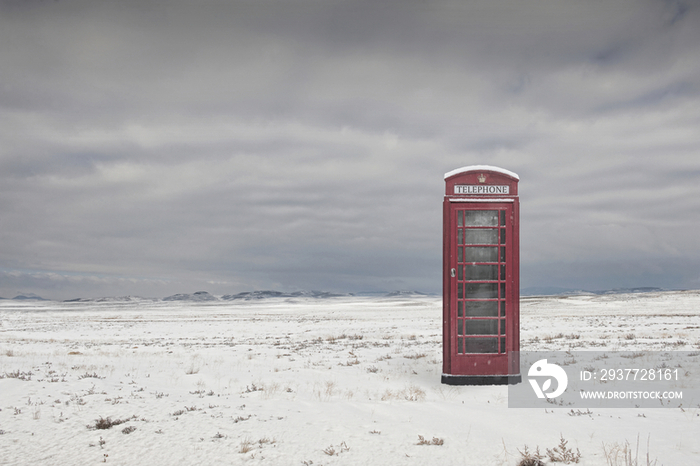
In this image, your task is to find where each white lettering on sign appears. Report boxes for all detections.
[454,185,510,195]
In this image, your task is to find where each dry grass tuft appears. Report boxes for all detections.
[323,441,349,456]
[238,438,254,454]
[603,434,658,466]
[1,370,32,381]
[380,384,426,402]
[518,445,545,466]
[547,435,581,463]
[90,416,132,430]
[417,435,444,446]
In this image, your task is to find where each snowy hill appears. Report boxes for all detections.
[162,291,219,302]
[521,286,668,296]
[2,292,49,301]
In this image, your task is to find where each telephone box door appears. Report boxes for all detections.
[449,203,514,371]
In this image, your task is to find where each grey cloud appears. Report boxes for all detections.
[1,0,699,299]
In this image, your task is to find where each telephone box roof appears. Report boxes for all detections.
[444,165,519,180]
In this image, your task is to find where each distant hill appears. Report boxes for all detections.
[6,287,676,303]
[159,290,433,301]
[54,290,436,303]
[221,290,350,300]
[63,296,158,303]
[162,291,218,302]
[521,286,668,296]
[11,293,48,301]
[383,290,430,297]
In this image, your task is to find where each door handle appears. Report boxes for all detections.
[450,268,456,278]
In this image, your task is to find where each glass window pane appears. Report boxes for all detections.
[465,319,499,335]
[465,283,498,299]
[458,301,463,317]
[458,319,463,335]
[458,247,463,263]
[500,283,505,299]
[500,210,506,226]
[458,265,463,281]
[464,264,498,280]
[464,229,498,245]
[464,211,498,226]
[500,319,505,335]
[458,211,463,227]
[464,338,498,353]
[458,338,463,354]
[465,301,499,317]
[500,338,506,354]
[500,247,506,262]
[500,265,505,280]
[458,229,463,245]
[463,247,498,262]
[500,228,506,244]
[500,301,506,317]
[458,282,463,299]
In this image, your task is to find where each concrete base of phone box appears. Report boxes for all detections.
[441,373,521,385]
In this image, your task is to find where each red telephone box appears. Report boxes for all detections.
[442,166,521,385]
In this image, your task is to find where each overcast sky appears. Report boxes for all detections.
[1,0,699,300]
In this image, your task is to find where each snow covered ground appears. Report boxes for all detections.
[1,291,699,465]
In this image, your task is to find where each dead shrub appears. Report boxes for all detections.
[547,435,581,463]
[417,435,444,446]
[90,416,130,430]
[518,445,545,466]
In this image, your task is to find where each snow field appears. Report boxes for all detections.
[1,292,699,465]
